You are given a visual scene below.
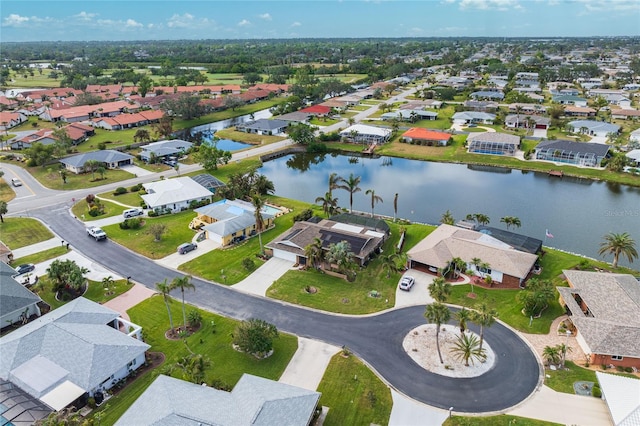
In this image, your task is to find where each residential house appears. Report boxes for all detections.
[467,132,521,156]
[339,124,392,145]
[558,270,640,369]
[596,372,640,426]
[401,128,451,146]
[629,129,640,144]
[0,112,27,131]
[92,110,164,130]
[508,103,547,115]
[599,94,632,108]
[0,96,19,109]
[469,91,504,101]
[564,106,597,117]
[141,176,212,213]
[115,374,320,426]
[381,109,438,121]
[451,111,496,125]
[320,99,349,111]
[504,115,550,130]
[190,199,275,246]
[533,139,609,167]
[299,105,332,117]
[553,95,588,107]
[610,109,640,120]
[236,118,289,135]
[266,214,389,267]
[249,83,290,94]
[139,139,193,163]
[625,149,640,166]
[0,262,41,328]
[406,224,538,287]
[275,111,312,124]
[60,150,135,174]
[474,227,542,255]
[463,100,499,112]
[0,297,149,412]
[567,120,620,137]
[0,242,13,264]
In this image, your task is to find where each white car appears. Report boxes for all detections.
[11,178,23,187]
[399,276,416,291]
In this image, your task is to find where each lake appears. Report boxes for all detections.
[260,153,640,266]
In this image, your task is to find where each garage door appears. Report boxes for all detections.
[208,232,223,244]
[272,249,298,262]
[535,124,547,129]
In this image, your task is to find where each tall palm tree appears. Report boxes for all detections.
[473,302,497,351]
[557,343,573,368]
[251,193,266,254]
[171,275,195,331]
[440,210,455,225]
[428,277,452,303]
[450,332,486,367]
[424,302,451,364]
[455,307,472,333]
[598,232,638,268]
[450,257,466,278]
[155,279,175,332]
[328,173,341,198]
[315,192,338,218]
[500,216,521,230]
[365,189,383,218]
[382,253,401,278]
[393,193,399,223]
[338,173,361,213]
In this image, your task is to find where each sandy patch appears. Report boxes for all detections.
[403,324,496,378]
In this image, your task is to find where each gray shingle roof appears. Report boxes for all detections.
[467,132,520,145]
[567,120,620,134]
[559,270,640,358]
[0,262,41,320]
[59,150,134,168]
[115,374,320,426]
[239,119,289,131]
[535,139,610,157]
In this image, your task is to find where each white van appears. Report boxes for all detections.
[123,208,144,218]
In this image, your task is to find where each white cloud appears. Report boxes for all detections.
[238,19,251,27]
[2,14,30,27]
[459,0,522,11]
[575,0,640,12]
[125,19,143,28]
[259,13,272,20]
[291,21,302,27]
[74,11,97,21]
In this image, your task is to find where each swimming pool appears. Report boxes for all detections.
[206,138,252,152]
[262,205,283,217]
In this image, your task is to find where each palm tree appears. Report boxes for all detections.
[500,216,521,230]
[155,279,175,332]
[251,193,266,254]
[393,193,399,223]
[424,302,451,364]
[365,189,383,218]
[455,307,472,333]
[472,302,497,351]
[440,210,455,225]
[328,172,341,198]
[450,257,466,279]
[557,343,573,368]
[315,192,338,218]
[450,332,486,367]
[598,232,638,268]
[428,277,452,303]
[304,237,324,269]
[172,353,211,384]
[382,253,401,278]
[171,275,195,331]
[338,173,361,213]
[542,345,561,367]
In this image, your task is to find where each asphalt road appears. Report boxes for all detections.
[34,205,541,413]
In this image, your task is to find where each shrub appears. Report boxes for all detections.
[120,218,142,230]
[97,142,106,150]
[293,208,313,222]
[592,387,602,398]
[625,367,634,373]
[242,257,256,271]
[233,319,278,357]
[616,366,625,372]
[85,194,96,204]
[114,187,127,195]
[26,158,37,167]
[130,183,142,192]
[187,309,202,328]
[148,210,158,217]
[88,206,102,217]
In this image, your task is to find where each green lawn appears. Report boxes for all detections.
[91,296,298,425]
[544,361,639,394]
[10,116,57,132]
[34,276,133,310]
[71,198,128,221]
[309,117,341,126]
[0,179,16,202]
[317,353,392,426]
[11,246,68,266]
[214,128,286,145]
[179,196,319,283]
[103,211,197,259]
[266,222,434,314]
[0,218,53,249]
[75,128,146,153]
[97,189,145,208]
[444,415,562,426]
[27,164,135,191]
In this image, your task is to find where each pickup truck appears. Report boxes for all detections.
[87,226,107,241]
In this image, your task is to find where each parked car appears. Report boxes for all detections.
[177,242,197,254]
[123,208,144,218]
[11,178,23,187]
[14,263,35,275]
[399,276,416,291]
[87,226,107,241]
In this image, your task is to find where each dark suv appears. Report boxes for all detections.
[177,242,197,254]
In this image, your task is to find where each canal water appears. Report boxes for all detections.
[260,153,640,266]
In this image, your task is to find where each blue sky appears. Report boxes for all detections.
[1,0,639,42]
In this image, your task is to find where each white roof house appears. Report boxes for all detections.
[0,297,149,411]
[596,372,640,426]
[452,111,496,124]
[339,124,392,144]
[567,120,621,138]
[142,177,213,212]
[626,149,640,166]
[139,139,193,162]
[630,128,640,143]
[115,374,321,426]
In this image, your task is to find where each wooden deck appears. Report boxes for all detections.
[548,170,564,177]
[363,143,376,155]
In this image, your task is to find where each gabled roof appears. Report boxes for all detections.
[596,372,640,426]
[407,224,537,279]
[142,177,211,209]
[59,150,134,168]
[140,139,193,155]
[239,119,289,131]
[402,128,451,141]
[339,124,392,138]
[452,111,496,121]
[197,199,273,238]
[0,262,41,319]
[467,132,520,145]
[559,270,640,358]
[567,120,620,133]
[0,297,149,398]
[115,374,320,426]
[299,105,332,115]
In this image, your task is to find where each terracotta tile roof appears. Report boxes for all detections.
[300,105,332,115]
[402,128,451,141]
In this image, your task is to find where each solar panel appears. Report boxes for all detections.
[319,229,370,254]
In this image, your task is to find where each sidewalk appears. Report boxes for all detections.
[11,237,61,258]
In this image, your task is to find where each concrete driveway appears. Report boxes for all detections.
[158,238,221,270]
[533,128,548,138]
[232,257,295,296]
[120,164,155,177]
[394,270,436,308]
